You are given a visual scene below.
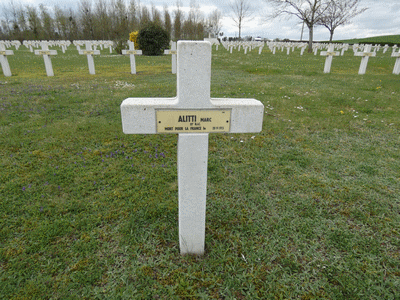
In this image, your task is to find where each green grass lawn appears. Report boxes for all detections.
[333,34,400,45]
[1,44,399,299]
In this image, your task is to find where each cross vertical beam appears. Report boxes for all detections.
[178,133,208,254]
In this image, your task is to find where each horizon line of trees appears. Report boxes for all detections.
[0,0,223,42]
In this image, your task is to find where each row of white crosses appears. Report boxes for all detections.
[2,39,400,77]
[221,41,265,55]
[73,40,114,53]
[121,41,264,255]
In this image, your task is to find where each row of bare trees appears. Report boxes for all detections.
[229,0,367,49]
[264,0,367,51]
[0,0,223,42]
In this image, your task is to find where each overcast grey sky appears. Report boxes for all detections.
[1,0,399,41]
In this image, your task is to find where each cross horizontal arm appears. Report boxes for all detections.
[121,97,264,134]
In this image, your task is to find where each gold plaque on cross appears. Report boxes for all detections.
[39,51,51,55]
[156,110,231,133]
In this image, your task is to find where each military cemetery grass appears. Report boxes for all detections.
[1,45,399,299]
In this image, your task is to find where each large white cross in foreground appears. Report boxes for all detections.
[121,41,264,255]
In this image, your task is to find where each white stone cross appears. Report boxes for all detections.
[391,50,400,75]
[79,41,100,75]
[320,44,340,73]
[122,41,142,74]
[34,42,57,77]
[121,41,264,255]
[0,42,14,77]
[383,44,389,54]
[354,44,376,75]
[164,41,177,74]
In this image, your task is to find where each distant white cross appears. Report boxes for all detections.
[164,42,177,74]
[0,42,14,77]
[354,44,376,75]
[121,41,264,255]
[122,41,142,74]
[34,42,57,77]
[79,41,100,75]
[320,44,340,73]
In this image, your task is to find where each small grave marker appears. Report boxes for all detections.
[320,44,340,73]
[34,42,57,77]
[164,42,177,74]
[392,50,400,75]
[122,41,142,74]
[0,42,14,77]
[121,41,264,255]
[354,44,376,75]
[79,41,100,75]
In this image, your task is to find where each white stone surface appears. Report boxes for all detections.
[122,41,142,74]
[392,50,400,75]
[178,133,208,254]
[121,41,264,255]
[0,43,13,77]
[355,44,376,75]
[34,42,57,77]
[320,44,340,74]
[79,42,100,75]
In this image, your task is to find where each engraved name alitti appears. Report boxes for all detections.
[178,115,197,122]
[178,115,213,122]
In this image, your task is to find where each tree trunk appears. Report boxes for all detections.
[329,29,334,42]
[308,25,313,53]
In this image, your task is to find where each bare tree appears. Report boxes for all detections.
[264,0,329,52]
[318,0,367,41]
[79,0,94,39]
[229,0,253,39]
[151,4,162,26]
[39,4,54,39]
[206,9,222,38]
[128,0,138,30]
[26,5,42,39]
[173,1,183,40]
[163,4,172,39]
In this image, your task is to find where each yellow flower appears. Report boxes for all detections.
[340,111,344,114]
